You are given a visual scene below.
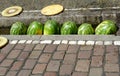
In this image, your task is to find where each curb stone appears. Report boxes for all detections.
[9,39,120,45]
[1,35,120,45]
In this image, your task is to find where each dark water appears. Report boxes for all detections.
[0,27,10,35]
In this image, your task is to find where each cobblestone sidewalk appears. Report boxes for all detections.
[0,41,120,76]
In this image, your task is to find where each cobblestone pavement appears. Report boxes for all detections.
[0,38,120,76]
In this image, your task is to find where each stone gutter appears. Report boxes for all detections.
[1,35,120,41]
[1,0,120,35]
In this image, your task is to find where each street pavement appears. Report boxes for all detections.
[0,35,120,76]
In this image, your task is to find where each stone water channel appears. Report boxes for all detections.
[1,0,120,35]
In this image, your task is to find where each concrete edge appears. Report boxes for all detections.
[0,8,118,27]
[1,35,120,41]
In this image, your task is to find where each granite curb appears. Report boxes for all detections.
[1,35,120,41]
[1,35,120,45]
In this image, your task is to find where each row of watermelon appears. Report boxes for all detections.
[10,20,118,35]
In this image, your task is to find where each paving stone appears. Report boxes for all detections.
[53,40,61,44]
[86,41,95,45]
[0,59,14,67]
[46,60,60,72]
[89,68,103,76]
[78,50,91,59]
[72,72,88,76]
[6,71,17,76]
[17,52,29,60]
[59,64,74,76]
[23,44,35,52]
[104,64,119,72]
[57,44,68,51]
[29,51,42,59]
[80,45,93,51]
[75,60,90,72]
[1,44,15,54]
[53,51,65,59]
[44,72,57,76]
[32,64,47,74]
[61,40,68,44]
[0,53,6,63]
[14,44,26,50]
[78,40,86,45]
[40,40,52,44]
[93,45,105,56]
[34,44,46,50]
[68,41,77,44]
[91,56,103,67]
[7,50,21,59]
[26,40,32,44]
[105,52,118,64]
[114,41,120,45]
[17,70,31,76]
[11,61,23,71]
[106,45,118,53]
[104,41,113,45]
[95,41,103,45]
[67,45,79,53]
[18,40,26,44]
[105,73,119,76]
[1,40,120,76]
[23,59,36,69]
[0,67,8,75]
[119,47,120,54]
[10,40,18,44]
[63,54,76,65]
[38,53,51,63]
[44,45,57,53]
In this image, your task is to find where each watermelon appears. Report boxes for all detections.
[44,20,59,35]
[27,21,43,35]
[61,21,77,35]
[10,22,27,35]
[78,23,94,35]
[95,20,117,35]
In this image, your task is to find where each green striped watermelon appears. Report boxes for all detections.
[44,20,59,35]
[61,21,77,35]
[27,21,43,35]
[10,22,27,35]
[95,20,117,35]
[78,23,94,35]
